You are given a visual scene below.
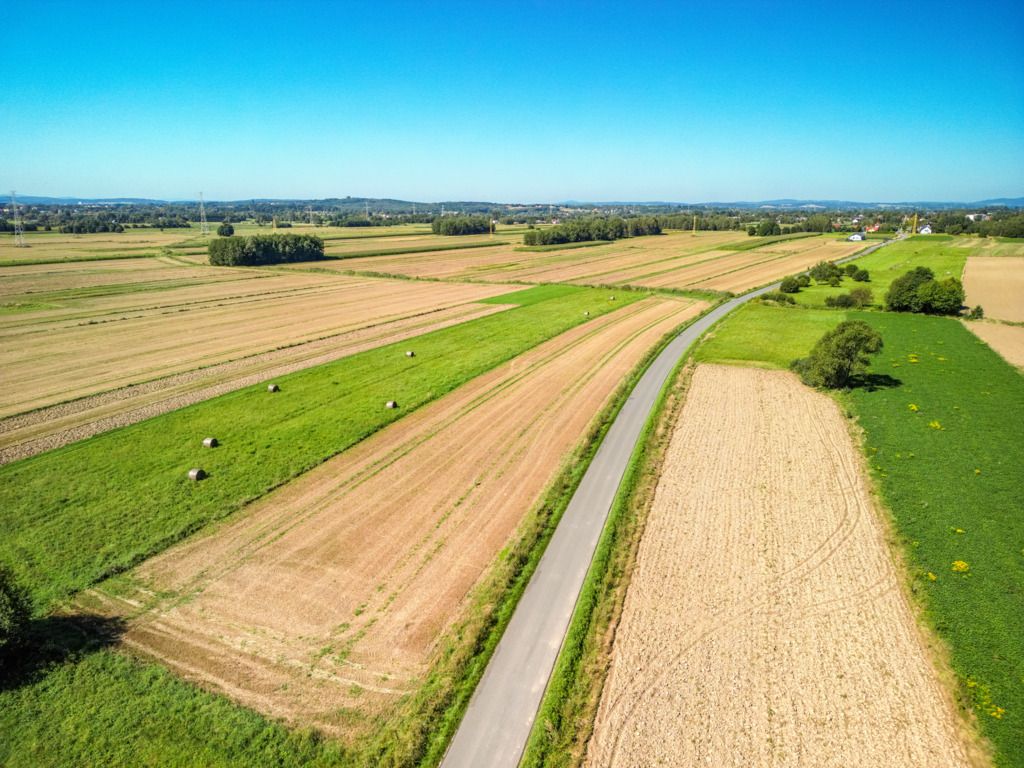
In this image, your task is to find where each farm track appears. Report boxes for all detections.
[85,295,705,733]
[0,302,507,463]
[0,274,513,419]
[586,365,974,768]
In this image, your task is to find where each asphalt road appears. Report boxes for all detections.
[440,237,895,768]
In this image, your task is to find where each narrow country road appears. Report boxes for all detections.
[440,237,896,768]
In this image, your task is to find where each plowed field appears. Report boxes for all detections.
[95,295,705,733]
[587,364,974,768]
[965,320,1024,368]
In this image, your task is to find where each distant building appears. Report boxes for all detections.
[919,225,933,235]
[848,232,865,241]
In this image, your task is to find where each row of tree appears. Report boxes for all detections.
[522,216,661,246]
[208,234,324,266]
[884,267,965,314]
[431,215,492,236]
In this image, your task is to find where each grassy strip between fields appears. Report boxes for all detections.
[718,231,819,251]
[324,240,509,260]
[0,284,640,614]
[0,297,710,768]
[696,303,1024,766]
[514,240,609,253]
[0,252,161,268]
[521,349,697,767]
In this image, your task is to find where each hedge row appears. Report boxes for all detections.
[208,234,324,266]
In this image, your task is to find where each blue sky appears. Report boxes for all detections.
[2,0,1022,202]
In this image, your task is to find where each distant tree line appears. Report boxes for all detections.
[208,234,324,266]
[432,215,492,236]
[523,216,661,246]
[654,213,744,231]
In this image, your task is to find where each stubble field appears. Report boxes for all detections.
[586,364,975,768]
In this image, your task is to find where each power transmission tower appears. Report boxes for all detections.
[199,192,209,237]
[9,191,26,247]
[307,205,314,225]
[365,201,370,219]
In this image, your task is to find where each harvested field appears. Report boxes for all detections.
[587,364,974,768]
[301,232,865,294]
[0,302,506,463]
[0,273,513,418]
[965,320,1024,368]
[963,256,1024,322]
[0,229,202,265]
[95,295,705,733]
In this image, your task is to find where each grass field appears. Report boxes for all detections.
[0,285,643,614]
[696,303,1024,766]
[787,236,966,307]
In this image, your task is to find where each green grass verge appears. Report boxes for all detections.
[0,285,641,613]
[789,236,968,308]
[697,303,1024,766]
[514,241,609,253]
[324,240,509,260]
[0,297,703,768]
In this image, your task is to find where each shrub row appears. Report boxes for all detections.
[208,234,324,266]
[431,215,491,236]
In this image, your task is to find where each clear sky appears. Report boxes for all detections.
[3,0,1022,202]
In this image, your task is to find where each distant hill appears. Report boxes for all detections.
[11,195,1024,210]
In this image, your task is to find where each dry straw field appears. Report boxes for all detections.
[304,231,866,294]
[89,295,705,733]
[587,364,976,768]
[0,260,514,459]
[963,254,1024,367]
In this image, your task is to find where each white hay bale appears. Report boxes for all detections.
[609,295,616,301]
[202,437,218,448]
[267,383,280,393]
[188,467,207,481]
[406,350,415,357]
[584,311,590,316]
[386,400,398,409]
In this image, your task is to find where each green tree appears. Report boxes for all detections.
[917,277,965,315]
[852,268,870,282]
[885,266,935,312]
[779,275,801,293]
[791,320,883,389]
[216,222,234,237]
[0,565,31,658]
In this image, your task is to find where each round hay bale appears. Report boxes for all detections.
[584,310,590,316]
[609,295,616,301]
[405,350,415,358]
[202,437,218,448]
[188,467,207,482]
[267,383,280,393]
[386,400,398,409]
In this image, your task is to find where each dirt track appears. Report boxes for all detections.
[95,296,705,733]
[587,364,974,768]
[963,256,1024,322]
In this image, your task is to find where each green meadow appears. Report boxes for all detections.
[697,303,1024,765]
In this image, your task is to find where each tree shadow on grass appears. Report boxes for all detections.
[849,373,903,391]
[0,613,126,692]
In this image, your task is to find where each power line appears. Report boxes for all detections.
[9,191,26,247]
[199,192,209,237]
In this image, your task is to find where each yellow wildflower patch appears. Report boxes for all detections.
[951,560,970,573]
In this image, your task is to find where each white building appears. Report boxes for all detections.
[919,224,933,235]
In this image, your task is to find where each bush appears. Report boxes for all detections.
[852,268,870,282]
[844,264,859,277]
[216,222,234,237]
[791,320,883,389]
[779,276,801,293]
[759,290,795,305]
[968,305,985,320]
[208,234,324,266]
[809,260,842,284]
[824,287,873,309]
[796,274,811,287]
[0,566,31,657]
